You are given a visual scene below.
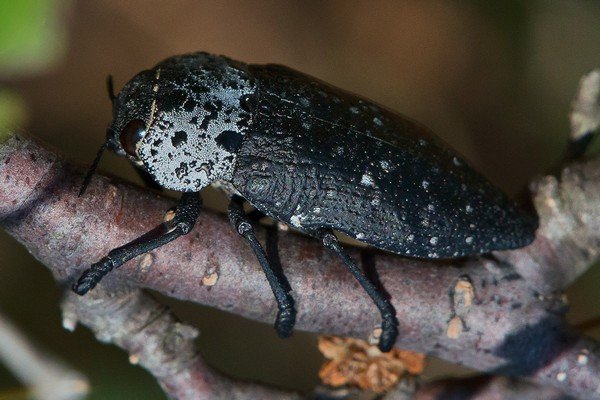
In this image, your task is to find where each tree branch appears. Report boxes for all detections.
[0,132,598,399]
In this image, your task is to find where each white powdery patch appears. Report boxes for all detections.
[361,172,375,187]
[290,215,302,228]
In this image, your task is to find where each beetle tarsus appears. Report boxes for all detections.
[319,229,399,352]
[72,257,115,295]
[72,192,202,294]
[228,196,297,338]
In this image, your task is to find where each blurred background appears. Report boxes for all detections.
[0,1,599,399]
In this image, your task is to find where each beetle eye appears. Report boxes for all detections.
[120,119,146,157]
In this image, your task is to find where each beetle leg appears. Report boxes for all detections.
[228,195,296,338]
[245,208,267,223]
[72,192,202,295]
[318,229,399,352]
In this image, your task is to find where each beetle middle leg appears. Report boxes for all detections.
[318,229,399,352]
[73,192,203,295]
[228,195,296,338]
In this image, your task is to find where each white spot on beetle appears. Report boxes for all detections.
[466,204,474,213]
[290,215,302,228]
[356,233,365,240]
[556,372,567,382]
[349,106,359,114]
[379,160,390,170]
[373,117,383,126]
[407,234,415,242]
[422,180,430,189]
[427,204,435,211]
[465,236,474,244]
[361,173,375,187]
[453,157,462,166]
[430,237,438,245]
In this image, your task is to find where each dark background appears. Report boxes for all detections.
[0,1,599,398]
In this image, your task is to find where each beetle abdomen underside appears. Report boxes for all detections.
[233,64,536,258]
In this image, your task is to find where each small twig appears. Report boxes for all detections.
[566,69,600,160]
[0,311,88,400]
[61,287,300,400]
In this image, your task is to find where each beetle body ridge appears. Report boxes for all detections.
[109,52,536,259]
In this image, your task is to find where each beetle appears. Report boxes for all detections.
[73,52,538,352]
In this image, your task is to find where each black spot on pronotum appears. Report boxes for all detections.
[171,131,188,147]
[175,162,189,180]
[240,94,255,112]
[216,130,243,152]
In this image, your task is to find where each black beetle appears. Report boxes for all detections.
[74,52,537,352]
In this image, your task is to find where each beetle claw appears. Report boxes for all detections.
[73,257,115,295]
[378,318,399,352]
[275,307,297,338]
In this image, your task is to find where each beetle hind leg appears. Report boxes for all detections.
[318,229,399,352]
[228,196,296,338]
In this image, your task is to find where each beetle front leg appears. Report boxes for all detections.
[228,196,296,338]
[73,192,203,295]
[318,229,399,352]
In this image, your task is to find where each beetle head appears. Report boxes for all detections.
[81,53,254,195]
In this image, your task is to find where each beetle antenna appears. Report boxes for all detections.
[79,142,107,197]
[106,75,116,104]
[79,75,115,197]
